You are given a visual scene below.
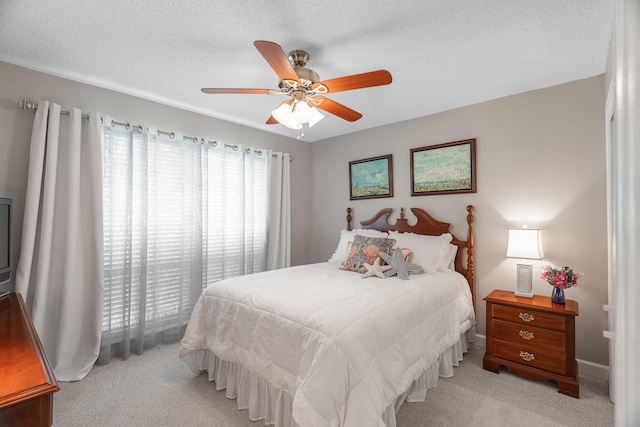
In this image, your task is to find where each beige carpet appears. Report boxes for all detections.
[53,342,613,427]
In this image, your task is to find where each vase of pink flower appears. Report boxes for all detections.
[541,265,582,305]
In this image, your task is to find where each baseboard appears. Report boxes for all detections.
[474,333,486,348]
[577,359,609,382]
[472,334,610,382]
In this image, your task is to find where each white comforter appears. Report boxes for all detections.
[180,262,475,427]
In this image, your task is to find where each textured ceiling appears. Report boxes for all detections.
[0,1,614,142]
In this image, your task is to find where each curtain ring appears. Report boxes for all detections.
[184,135,198,143]
[157,129,175,139]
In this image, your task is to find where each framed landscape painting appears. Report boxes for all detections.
[410,138,476,196]
[349,154,393,200]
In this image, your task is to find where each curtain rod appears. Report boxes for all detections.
[18,99,292,161]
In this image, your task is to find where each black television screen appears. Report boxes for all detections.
[0,198,11,283]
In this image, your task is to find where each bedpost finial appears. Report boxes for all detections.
[347,207,353,231]
[399,207,405,220]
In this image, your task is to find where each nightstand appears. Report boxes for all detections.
[483,289,579,398]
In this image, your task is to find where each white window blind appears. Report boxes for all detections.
[100,126,268,362]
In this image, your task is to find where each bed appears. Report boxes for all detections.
[180,205,476,427]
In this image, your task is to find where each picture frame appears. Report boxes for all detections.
[410,138,476,196]
[349,154,393,200]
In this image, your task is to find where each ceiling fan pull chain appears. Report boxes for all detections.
[297,127,304,140]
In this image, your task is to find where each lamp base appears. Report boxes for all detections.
[515,290,534,298]
[514,263,534,298]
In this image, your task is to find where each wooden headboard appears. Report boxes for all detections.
[346,205,476,312]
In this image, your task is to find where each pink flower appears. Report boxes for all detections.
[541,265,582,289]
[552,273,568,289]
[570,273,580,287]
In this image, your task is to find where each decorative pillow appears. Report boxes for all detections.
[379,250,424,280]
[388,231,453,274]
[348,242,410,267]
[392,247,413,262]
[341,235,396,273]
[328,228,388,262]
[438,243,458,272]
[361,258,392,279]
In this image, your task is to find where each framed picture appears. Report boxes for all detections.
[410,138,476,196]
[349,154,393,200]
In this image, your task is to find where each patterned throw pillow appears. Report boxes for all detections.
[341,235,396,273]
[328,228,389,262]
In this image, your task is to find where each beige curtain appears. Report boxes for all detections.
[15,101,104,381]
[266,151,291,270]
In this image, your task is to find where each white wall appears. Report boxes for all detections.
[311,75,609,366]
[0,61,314,293]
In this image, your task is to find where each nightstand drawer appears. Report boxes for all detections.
[492,304,567,332]
[491,339,568,375]
[491,319,567,353]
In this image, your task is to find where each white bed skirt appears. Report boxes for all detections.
[180,328,475,427]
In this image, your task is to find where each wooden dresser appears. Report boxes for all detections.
[0,292,59,426]
[483,289,579,398]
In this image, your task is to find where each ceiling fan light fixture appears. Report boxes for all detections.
[292,100,314,123]
[271,101,302,130]
[308,107,325,128]
[272,98,324,129]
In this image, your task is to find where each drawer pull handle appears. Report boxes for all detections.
[519,351,535,362]
[519,312,534,322]
[519,330,534,340]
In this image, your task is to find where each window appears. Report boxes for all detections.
[100,127,268,361]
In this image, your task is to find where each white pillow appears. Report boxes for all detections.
[438,243,458,272]
[388,231,453,273]
[328,228,388,262]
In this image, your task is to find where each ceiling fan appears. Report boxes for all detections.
[201,40,392,138]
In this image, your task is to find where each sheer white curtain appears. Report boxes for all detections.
[99,124,287,362]
[15,101,104,381]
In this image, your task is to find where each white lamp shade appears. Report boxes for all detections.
[271,101,302,130]
[292,101,314,122]
[506,228,544,259]
[308,107,325,127]
[272,99,324,130]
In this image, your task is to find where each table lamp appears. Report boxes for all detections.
[506,226,544,298]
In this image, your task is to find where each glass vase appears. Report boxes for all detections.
[551,286,565,304]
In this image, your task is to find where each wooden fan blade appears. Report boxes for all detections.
[266,115,278,124]
[313,96,363,122]
[313,70,392,93]
[201,88,273,95]
[254,40,300,83]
